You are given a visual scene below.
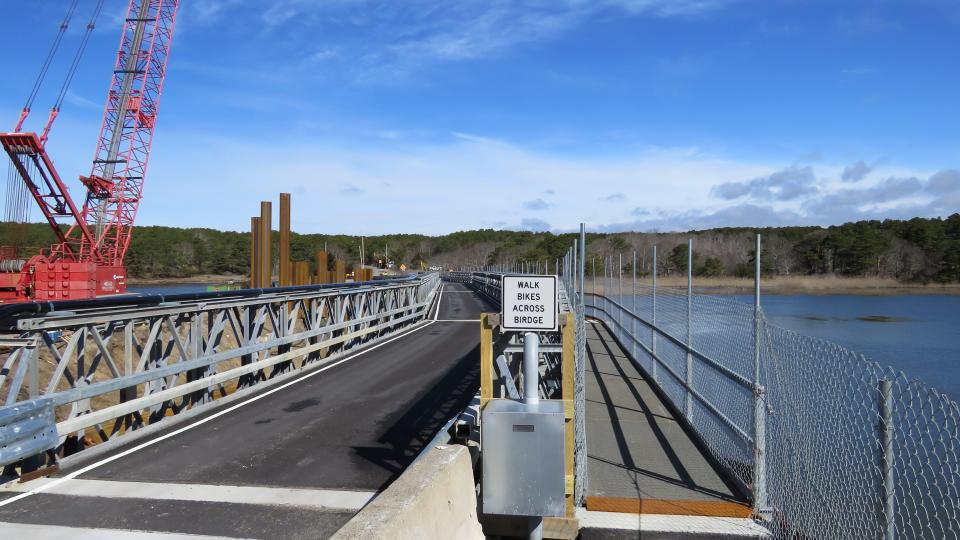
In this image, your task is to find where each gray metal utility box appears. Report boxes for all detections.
[481,399,565,517]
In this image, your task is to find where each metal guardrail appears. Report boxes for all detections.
[0,273,440,474]
[0,398,57,467]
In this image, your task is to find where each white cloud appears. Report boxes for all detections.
[523,198,551,210]
[63,91,100,110]
[183,1,735,83]
[711,165,818,201]
[519,217,551,232]
[33,118,952,236]
[841,160,873,182]
[139,130,776,234]
[600,192,626,202]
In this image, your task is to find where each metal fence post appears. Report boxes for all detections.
[753,233,769,518]
[27,343,39,399]
[652,245,657,382]
[631,251,637,361]
[572,242,578,295]
[618,253,623,334]
[880,379,895,540]
[608,256,612,315]
[579,224,586,301]
[686,238,693,419]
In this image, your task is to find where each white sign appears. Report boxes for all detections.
[501,275,558,331]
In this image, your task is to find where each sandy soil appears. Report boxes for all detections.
[126,274,247,285]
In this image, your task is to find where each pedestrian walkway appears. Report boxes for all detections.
[584,320,751,518]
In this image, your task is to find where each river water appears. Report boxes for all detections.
[739,294,960,402]
[129,283,959,402]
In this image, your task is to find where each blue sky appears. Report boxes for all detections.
[1,0,958,234]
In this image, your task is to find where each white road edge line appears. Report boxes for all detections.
[0,320,437,508]
[0,521,257,540]
[432,283,445,321]
[433,319,480,322]
[2,478,375,511]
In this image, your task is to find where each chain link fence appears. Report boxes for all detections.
[560,247,589,507]
[585,254,960,539]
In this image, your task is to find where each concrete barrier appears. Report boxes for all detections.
[331,445,483,540]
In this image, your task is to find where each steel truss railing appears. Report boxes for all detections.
[0,273,440,473]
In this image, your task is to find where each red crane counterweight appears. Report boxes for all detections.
[0,0,180,303]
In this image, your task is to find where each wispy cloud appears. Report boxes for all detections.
[711,165,818,201]
[182,1,734,83]
[928,170,960,195]
[519,217,551,232]
[600,192,626,202]
[339,184,363,195]
[64,91,100,110]
[835,14,898,35]
[137,126,949,235]
[842,160,873,182]
[523,198,551,210]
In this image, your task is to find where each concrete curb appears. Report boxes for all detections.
[331,445,483,540]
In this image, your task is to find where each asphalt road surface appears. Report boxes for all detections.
[0,281,493,540]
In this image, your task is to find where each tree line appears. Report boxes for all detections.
[0,213,957,282]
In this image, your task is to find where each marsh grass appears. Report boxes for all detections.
[586,275,960,295]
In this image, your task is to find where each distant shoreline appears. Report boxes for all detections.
[127,273,960,296]
[590,275,960,296]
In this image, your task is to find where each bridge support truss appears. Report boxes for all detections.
[0,274,440,478]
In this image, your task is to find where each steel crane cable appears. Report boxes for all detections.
[4,156,33,224]
[53,0,107,111]
[21,0,80,115]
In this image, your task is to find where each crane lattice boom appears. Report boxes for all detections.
[0,0,179,303]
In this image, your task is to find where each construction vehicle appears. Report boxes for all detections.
[0,0,179,303]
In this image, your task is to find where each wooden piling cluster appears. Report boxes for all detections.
[354,266,374,282]
[249,203,272,288]
[248,193,352,287]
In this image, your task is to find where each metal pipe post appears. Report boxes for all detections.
[880,379,895,540]
[686,238,693,419]
[606,256,611,314]
[579,224,586,303]
[618,253,623,332]
[572,242,578,298]
[651,245,657,381]
[592,257,596,297]
[28,345,38,398]
[526,516,544,540]
[523,332,540,404]
[631,251,637,360]
[523,331,543,539]
[752,233,769,517]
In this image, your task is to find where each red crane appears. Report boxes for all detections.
[0,0,179,303]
